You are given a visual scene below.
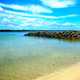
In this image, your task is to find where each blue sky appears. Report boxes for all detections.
[0,0,80,30]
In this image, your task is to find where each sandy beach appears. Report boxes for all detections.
[35,62,80,80]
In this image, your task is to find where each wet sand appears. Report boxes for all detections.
[35,62,80,80]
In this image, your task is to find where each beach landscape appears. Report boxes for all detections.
[0,0,80,80]
[0,31,80,80]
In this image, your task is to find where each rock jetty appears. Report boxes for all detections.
[24,31,80,40]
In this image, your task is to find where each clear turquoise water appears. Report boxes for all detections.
[0,32,80,80]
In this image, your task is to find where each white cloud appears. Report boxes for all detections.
[62,22,75,26]
[11,5,52,13]
[0,10,79,30]
[28,5,52,13]
[0,2,77,20]
[0,2,79,30]
[41,0,75,8]
[0,7,4,11]
[0,8,78,30]
[0,3,52,14]
[3,9,78,19]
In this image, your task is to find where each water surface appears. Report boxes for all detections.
[0,32,80,80]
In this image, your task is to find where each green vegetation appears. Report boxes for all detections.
[24,31,80,40]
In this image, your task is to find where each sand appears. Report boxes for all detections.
[34,62,80,80]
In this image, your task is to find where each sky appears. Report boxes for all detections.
[0,0,80,30]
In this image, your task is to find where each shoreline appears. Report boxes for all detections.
[34,62,80,80]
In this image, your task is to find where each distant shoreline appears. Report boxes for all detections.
[0,30,80,32]
[0,30,31,32]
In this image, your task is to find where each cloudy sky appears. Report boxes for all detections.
[0,0,80,30]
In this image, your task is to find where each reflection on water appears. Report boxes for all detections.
[0,32,80,80]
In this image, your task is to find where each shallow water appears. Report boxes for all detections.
[0,32,80,80]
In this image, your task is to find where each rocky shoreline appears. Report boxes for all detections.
[24,31,80,40]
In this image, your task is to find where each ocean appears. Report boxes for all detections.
[0,32,80,80]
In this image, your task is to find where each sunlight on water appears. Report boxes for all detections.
[0,32,80,80]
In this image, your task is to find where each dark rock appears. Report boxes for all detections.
[24,31,80,40]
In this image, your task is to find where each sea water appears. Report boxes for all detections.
[0,32,80,80]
